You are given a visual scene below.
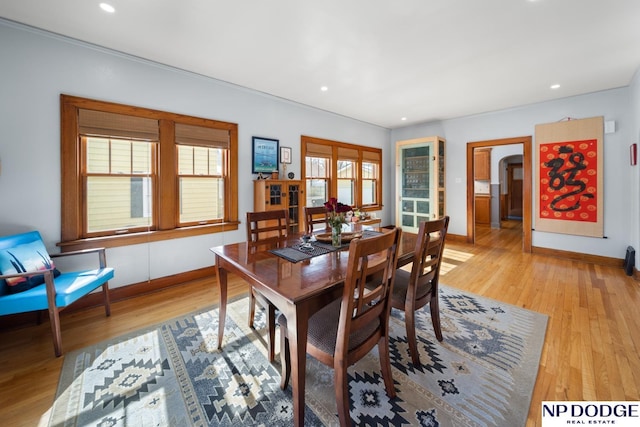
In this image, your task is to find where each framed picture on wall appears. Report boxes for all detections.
[252,136,279,174]
[280,146,292,164]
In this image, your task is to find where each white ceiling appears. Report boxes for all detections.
[2,0,640,128]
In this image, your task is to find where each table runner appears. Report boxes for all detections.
[269,241,338,263]
[269,230,384,263]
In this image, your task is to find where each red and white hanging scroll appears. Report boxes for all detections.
[535,116,604,237]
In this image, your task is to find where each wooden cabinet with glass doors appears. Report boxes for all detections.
[253,180,304,234]
[395,136,446,234]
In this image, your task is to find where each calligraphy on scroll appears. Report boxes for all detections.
[539,139,597,222]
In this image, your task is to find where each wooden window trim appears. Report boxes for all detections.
[360,160,380,208]
[301,135,383,211]
[175,142,226,227]
[60,94,239,251]
[81,136,159,237]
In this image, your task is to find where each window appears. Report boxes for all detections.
[337,159,356,205]
[175,123,228,226]
[305,156,330,208]
[337,146,358,206]
[60,95,238,250]
[301,135,382,211]
[84,137,155,235]
[361,150,380,207]
[177,145,224,224]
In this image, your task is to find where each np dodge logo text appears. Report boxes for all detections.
[543,403,639,418]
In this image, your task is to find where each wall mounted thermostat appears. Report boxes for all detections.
[604,120,616,134]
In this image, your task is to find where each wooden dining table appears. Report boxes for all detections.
[209,225,415,426]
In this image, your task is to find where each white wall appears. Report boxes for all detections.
[0,21,390,288]
[391,87,633,259]
[490,145,523,185]
[629,68,640,268]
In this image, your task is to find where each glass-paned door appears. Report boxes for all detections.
[267,183,284,208]
[396,136,445,234]
[287,183,301,233]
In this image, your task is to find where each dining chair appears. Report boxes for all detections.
[391,216,449,366]
[278,227,402,427]
[246,209,290,362]
[304,206,329,234]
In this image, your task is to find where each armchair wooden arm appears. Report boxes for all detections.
[51,247,108,269]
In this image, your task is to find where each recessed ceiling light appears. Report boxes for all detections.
[320,86,328,92]
[100,3,115,13]
[550,84,561,90]
[401,117,407,121]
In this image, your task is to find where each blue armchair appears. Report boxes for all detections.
[0,231,114,356]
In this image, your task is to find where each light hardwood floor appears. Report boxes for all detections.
[1,220,638,426]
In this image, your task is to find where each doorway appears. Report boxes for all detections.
[466,136,532,252]
[507,162,523,219]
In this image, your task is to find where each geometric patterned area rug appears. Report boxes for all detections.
[49,285,547,427]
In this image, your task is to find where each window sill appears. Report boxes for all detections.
[57,222,240,252]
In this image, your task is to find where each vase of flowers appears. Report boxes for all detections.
[324,197,352,247]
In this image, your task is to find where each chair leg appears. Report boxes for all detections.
[102,282,111,317]
[48,306,63,357]
[430,294,443,341]
[378,336,397,399]
[45,275,63,357]
[335,362,352,427]
[405,303,421,366]
[250,288,277,362]
[248,289,257,328]
[279,326,290,390]
[266,303,276,362]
